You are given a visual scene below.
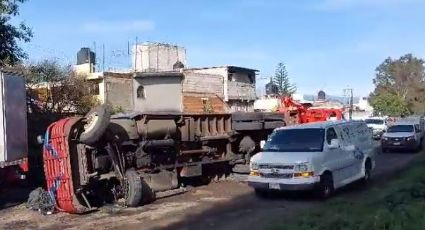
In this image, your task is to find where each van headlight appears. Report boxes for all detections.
[250,162,260,176]
[295,163,309,172]
[250,162,259,170]
[382,136,389,141]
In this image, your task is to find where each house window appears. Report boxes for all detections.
[90,84,100,95]
[137,85,145,99]
[228,73,234,81]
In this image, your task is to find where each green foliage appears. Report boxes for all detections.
[371,54,425,115]
[268,158,425,230]
[203,100,214,113]
[25,59,99,115]
[0,0,32,66]
[369,92,410,116]
[273,62,296,96]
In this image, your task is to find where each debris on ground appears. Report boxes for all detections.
[26,187,55,215]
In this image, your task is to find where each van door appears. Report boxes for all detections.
[323,127,351,187]
[352,122,371,177]
[337,124,362,184]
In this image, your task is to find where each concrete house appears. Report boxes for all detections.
[74,47,257,113]
[184,66,257,112]
[132,42,187,72]
[133,72,184,113]
[84,66,257,113]
[86,72,134,111]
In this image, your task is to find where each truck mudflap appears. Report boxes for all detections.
[42,117,89,214]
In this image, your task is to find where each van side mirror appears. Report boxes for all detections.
[328,139,339,149]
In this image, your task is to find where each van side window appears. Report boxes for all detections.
[326,128,338,145]
[415,124,420,132]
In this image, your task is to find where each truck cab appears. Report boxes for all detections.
[248,121,375,198]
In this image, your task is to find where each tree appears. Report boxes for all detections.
[0,0,32,67]
[370,54,425,115]
[273,62,296,96]
[25,60,99,115]
[369,92,410,116]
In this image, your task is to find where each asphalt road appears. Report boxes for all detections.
[0,148,421,230]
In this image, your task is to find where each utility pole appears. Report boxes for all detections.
[343,88,354,120]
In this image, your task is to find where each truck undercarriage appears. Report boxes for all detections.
[42,106,286,213]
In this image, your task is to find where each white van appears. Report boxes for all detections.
[248,120,375,198]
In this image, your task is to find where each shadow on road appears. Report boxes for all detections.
[0,186,32,210]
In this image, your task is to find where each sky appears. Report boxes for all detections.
[15,0,425,97]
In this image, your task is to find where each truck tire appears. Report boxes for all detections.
[315,172,334,199]
[124,169,143,207]
[79,105,111,145]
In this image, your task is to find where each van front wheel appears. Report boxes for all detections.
[315,173,334,199]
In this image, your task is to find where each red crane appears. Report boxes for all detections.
[278,97,344,124]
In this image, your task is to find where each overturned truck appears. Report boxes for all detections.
[42,106,286,213]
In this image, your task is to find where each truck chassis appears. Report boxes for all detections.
[42,106,286,213]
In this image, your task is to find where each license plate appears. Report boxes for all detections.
[393,142,401,146]
[269,183,280,190]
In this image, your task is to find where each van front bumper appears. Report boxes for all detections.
[247,176,320,191]
[248,181,317,191]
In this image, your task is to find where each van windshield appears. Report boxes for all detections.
[365,119,384,125]
[263,128,325,152]
[387,125,413,133]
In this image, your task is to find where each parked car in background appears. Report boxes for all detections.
[381,120,423,152]
[248,120,375,199]
[365,117,388,139]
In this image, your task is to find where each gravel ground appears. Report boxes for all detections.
[0,149,421,230]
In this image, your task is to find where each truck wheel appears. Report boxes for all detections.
[124,169,142,207]
[79,105,111,145]
[315,173,334,199]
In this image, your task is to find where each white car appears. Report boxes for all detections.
[248,120,375,198]
[364,117,387,139]
[381,121,423,152]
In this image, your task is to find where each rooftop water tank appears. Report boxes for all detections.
[77,48,96,65]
